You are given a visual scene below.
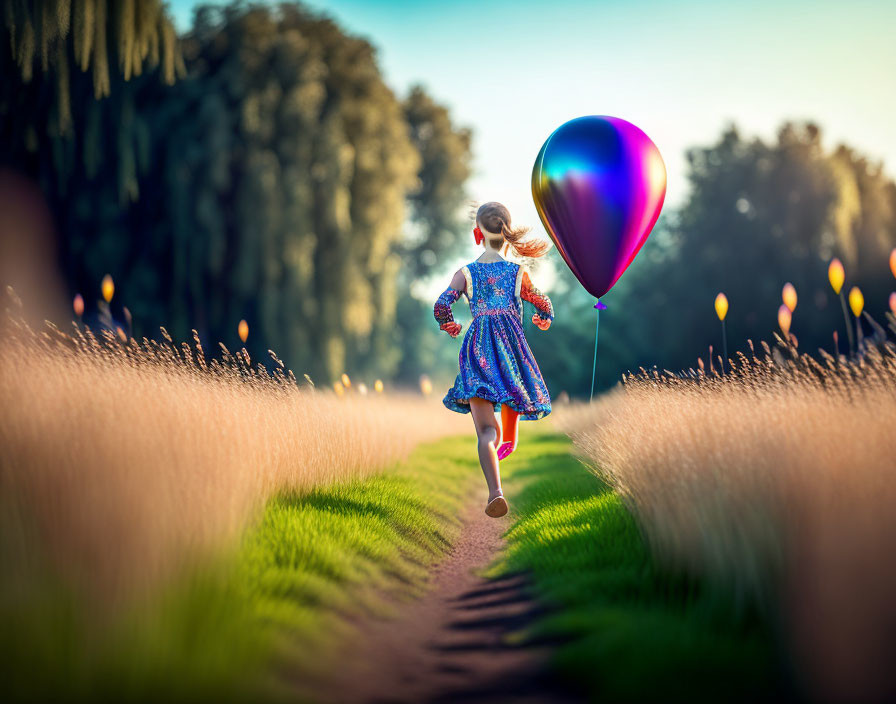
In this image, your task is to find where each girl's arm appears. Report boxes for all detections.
[520,271,553,330]
[434,270,467,338]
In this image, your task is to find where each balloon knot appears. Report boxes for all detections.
[594,300,608,310]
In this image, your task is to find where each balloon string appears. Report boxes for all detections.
[590,302,600,402]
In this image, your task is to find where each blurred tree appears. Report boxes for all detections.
[392,85,473,382]
[1,0,182,133]
[401,85,473,278]
[154,4,430,381]
[0,0,183,212]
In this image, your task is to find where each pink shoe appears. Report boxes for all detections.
[496,441,516,461]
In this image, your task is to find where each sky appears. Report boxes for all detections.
[169,0,896,259]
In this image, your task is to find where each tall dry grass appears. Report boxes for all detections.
[0,292,467,607]
[557,333,896,701]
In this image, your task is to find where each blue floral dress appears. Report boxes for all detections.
[434,259,553,420]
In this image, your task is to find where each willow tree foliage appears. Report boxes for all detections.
[2,0,182,132]
[1,3,472,384]
[1,0,184,209]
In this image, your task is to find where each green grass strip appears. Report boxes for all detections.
[236,433,477,696]
[2,434,478,702]
[493,429,789,702]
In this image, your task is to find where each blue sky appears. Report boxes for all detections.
[168,0,896,253]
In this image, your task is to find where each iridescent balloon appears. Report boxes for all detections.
[532,116,666,300]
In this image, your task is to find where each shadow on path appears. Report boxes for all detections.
[310,471,585,704]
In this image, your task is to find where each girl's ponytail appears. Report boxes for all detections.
[499,219,550,259]
[476,201,550,259]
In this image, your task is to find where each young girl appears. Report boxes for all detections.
[433,202,554,518]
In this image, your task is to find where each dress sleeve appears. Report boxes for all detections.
[434,287,463,335]
[520,271,554,323]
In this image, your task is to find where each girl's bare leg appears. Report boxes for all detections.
[469,397,503,501]
[497,404,519,460]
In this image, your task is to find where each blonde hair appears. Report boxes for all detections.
[476,202,550,259]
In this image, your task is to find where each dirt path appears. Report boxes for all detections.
[313,484,583,703]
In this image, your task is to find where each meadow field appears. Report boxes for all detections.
[0,288,476,699]
[5,271,896,704]
[1,286,469,589]
[490,431,785,702]
[556,322,896,701]
[4,281,896,701]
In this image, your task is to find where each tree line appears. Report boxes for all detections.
[3,2,894,395]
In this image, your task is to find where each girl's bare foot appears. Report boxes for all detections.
[485,490,508,518]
